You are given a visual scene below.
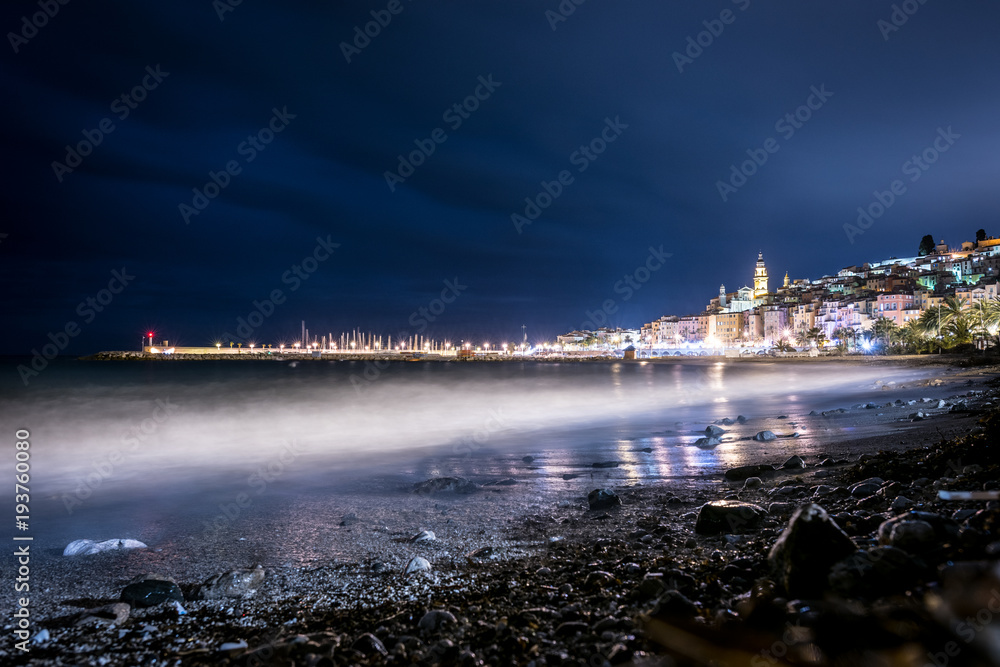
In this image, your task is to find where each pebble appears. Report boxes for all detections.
[781,455,806,469]
[405,556,432,574]
[694,500,766,535]
[588,488,622,510]
[410,530,436,543]
[63,538,147,557]
[725,464,775,482]
[199,566,266,599]
[418,609,457,631]
[121,580,183,608]
[413,477,479,495]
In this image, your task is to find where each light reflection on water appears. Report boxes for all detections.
[0,358,947,527]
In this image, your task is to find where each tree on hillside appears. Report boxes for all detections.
[918,234,935,256]
[976,229,987,245]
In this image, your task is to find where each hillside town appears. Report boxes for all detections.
[557,232,1000,355]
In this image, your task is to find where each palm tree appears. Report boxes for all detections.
[983,297,1000,349]
[870,316,898,352]
[810,327,828,349]
[944,317,974,347]
[832,326,855,352]
[774,339,794,354]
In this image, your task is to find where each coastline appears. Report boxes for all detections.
[5,364,999,666]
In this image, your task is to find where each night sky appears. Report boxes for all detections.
[3,1,999,354]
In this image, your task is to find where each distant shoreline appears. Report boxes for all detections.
[80,350,997,369]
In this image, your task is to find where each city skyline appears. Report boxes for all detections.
[3,3,1000,355]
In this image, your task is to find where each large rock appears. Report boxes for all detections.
[705,425,725,437]
[120,579,184,608]
[63,538,147,556]
[753,430,777,442]
[198,566,265,599]
[694,436,722,448]
[724,464,775,482]
[877,511,960,555]
[828,546,923,597]
[694,500,766,535]
[768,503,857,597]
[412,477,478,495]
[588,488,622,510]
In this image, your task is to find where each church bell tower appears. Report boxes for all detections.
[753,252,768,299]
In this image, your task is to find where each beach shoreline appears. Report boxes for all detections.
[5,361,999,666]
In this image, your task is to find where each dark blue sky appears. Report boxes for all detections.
[3,1,999,353]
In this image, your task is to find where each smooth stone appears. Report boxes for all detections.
[742,477,763,490]
[828,546,922,597]
[781,455,806,469]
[753,431,777,442]
[588,488,622,511]
[410,530,436,543]
[694,500,766,535]
[412,476,478,495]
[352,633,388,657]
[890,496,913,513]
[694,436,722,448]
[768,503,857,597]
[585,570,615,588]
[736,415,748,424]
[651,590,699,618]
[877,511,960,554]
[198,566,266,599]
[121,580,184,608]
[725,464,776,482]
[404,556,432,574]
[418,610,457,631]
[63,538,147,557]
[887,520,936,554]
[705,425,726,436]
